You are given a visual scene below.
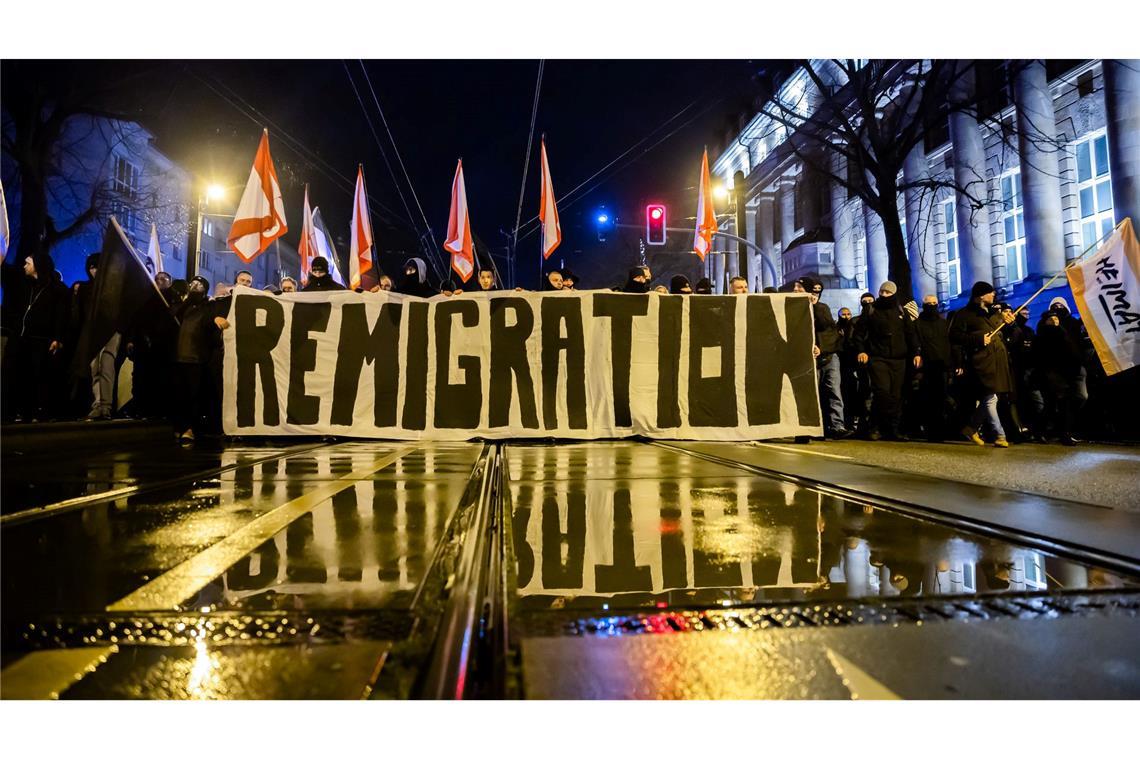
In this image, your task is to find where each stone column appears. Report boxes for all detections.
[903,145,939,299]
[830,154,856,286]
[861,200,889,292]
[757,194,777,288]
[778,176,797,251]
[1103,60,1140,234]
[744,206,760,291]
[1013,59,1066,277]
[948,63,995,289]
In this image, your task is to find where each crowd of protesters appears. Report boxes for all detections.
[0,247,1120,447]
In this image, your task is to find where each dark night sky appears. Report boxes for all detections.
[18,59,780,287]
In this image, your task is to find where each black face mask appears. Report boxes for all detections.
[837,316,851,326]
[922,304,939,316]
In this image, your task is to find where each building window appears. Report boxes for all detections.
[171,244,181,262]
[112,155,140,199]
[1073,130,1115,249]
[942,198,962,296]
[1000,168,1027,283]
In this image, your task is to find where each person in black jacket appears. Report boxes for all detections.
[396,257,435,298]
[1,253,70,421]
[302,257,346,292]
[949,281,1016,447]
[852,280,921,440]
[171,276,220,441]
[914,294,953,441]
[804,277,849,438]
[1033,311,1084,445]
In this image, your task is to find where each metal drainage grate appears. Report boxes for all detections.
[517,592,1140,637]
[11,611,415,650]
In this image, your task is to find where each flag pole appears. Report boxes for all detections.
[986,218,1125,340]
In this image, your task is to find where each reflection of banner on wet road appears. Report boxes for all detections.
[511,479,823,597]
[222,288,823,440]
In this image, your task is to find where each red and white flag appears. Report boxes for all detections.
[444,159,475,282]
[693,148,718,260]
[348,165,374,290]
[539,138,561,259]
[298,185,319,286]
[227,129,288,263]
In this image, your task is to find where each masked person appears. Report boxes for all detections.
[1033,310,1084,445]
[693,278,713,295]
[396,257,435,298]
[621,267,648,293]
[559,269,579,290]
[170,276,219,441]
[803,277,849,438]
[914,295,952,441]
[302,257,345,292]
[669,275,692,294]
[949,281,1016,447]
[852,281,921,441]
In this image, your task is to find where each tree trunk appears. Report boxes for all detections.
[873,179,914,303]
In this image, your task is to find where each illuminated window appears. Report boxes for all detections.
[1000,168,1028,283]
[112,155,140,199]
[1073,130,1115,249]
[941,198,962,296]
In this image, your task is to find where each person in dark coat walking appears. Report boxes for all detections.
[804,277,849,438]
[949,281,1016,447]
[1033,310,1085,445]
[1,253,70,421]
[852,281,921,440]
[914,294,953,441]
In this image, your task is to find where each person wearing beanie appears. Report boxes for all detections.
[693,278,713,295]
[560,269,579,290]
[302,256,346,292]
[170,275,220,441]
[805,277,850,438]
[949,280,1016,447]
[621,267,648,293]
[1043,293,1093,410]
[915,295,953,441]
[669,275,692,294]
[0,252,70,421]
[851,280,921,440]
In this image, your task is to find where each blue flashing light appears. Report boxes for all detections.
[597,214,609,224]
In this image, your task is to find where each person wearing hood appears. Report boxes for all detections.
[302,257,346,292]
[542,269,565,291]
[803,277,849,438]
[1043,296,1092,408]
[693,277,713,295]
[171,276,222,441]
[949,281,1016,447]
[559,269,579,290]
[851,280,921,441]
[1,252,70,421]
[396,257,435,298]
[914,295,952,441]
[622,267,649,294]
[1033,308,1085,445]
[669,275,692,294]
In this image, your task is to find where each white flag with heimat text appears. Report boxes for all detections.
[1067,217,1140,375]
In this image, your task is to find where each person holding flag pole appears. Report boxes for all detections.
[538,135,562,286]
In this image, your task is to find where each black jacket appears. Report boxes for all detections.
[1033,318,1082,379]
[1,263,69,343]
[915,308,951,366]
[172,296,219,364]
[851,295,919,361]
[812,301,840,357]
[302,275,346,292]
[949,302,1013,394]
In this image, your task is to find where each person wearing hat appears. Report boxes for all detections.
[621,267,648,293]
[851,280,921,441]
[302,256,346,292]
[1,252,70,421]
[914,294,954,442]
[669,275,693,294]
[559,269,579,290]
[949,281,1017,447]
[693,277,713,295]
[1042,295,1092,409]
[804,277,850,438]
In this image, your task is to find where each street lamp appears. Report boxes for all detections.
[206,184,227,203]
[188,182,238,281]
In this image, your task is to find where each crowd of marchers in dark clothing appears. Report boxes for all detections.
[0,246,1118,447]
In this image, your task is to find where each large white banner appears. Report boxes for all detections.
[222,287,822,440]
[1068,217,1140,376]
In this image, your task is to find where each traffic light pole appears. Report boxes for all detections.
[615,224,778,287]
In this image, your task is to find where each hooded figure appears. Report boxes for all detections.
[302,256,346,292]
[559,269,579,290]
[693,278,713,295]
[669,275,692,294]
[622,267,649,294]
[396,257,435,298]
[0,252,70,421]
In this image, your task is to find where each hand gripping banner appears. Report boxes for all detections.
[222,287,823,441]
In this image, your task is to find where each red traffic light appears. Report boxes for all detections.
[646,204,667,245]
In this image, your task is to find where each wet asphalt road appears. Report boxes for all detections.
[2,439,1138,699]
